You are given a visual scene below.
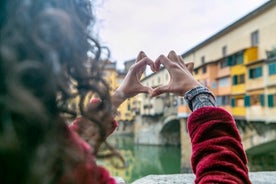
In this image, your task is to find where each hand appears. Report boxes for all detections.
[151,50,201,97]
[112,51,155,108]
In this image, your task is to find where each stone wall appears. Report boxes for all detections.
[131,172,276,184]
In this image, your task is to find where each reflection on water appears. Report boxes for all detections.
[97,135,181,183]
[248,153,276,171]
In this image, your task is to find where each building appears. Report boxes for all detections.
[178,0,276,122]
[135,1,276,171]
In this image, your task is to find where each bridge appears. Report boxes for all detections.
[134,94,276,171]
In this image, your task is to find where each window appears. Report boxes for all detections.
[220,58,229,68]
[249,66,263,79]
[232,74,245,85]
[260,94,265,106]
[222,46,227,57]
[251,30,259,46]
[231,97,244,107]
[240,74,245,84]
[179,98,186,105]
[218,77,229,87]
[251,94,260,106]
[201,56,207,73]
[245,94,265,107]
[244,95,250,107]
[202,65,207,73]
[227,52,244,66]
[236,52,243,65]
[211,81,217,89]
[268,62,276,75]
[266,49,276,59]
[217,95,230,106]
[231,98,236,107]
[201,56,205,64]
[194,68,198,74]
[236,98,244,107]
[227,56,234,66]
[268,94,276,108]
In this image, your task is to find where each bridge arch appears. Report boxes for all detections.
[160,115,180,146]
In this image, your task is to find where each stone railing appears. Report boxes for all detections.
[130,172,276,184]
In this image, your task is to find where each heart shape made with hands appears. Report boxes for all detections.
[119,51,197,99]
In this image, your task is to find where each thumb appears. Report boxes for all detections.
[138,85,153,94]
[151,85,169,97]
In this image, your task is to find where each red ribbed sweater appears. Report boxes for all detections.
[188,107,251,184]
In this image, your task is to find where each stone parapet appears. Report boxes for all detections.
[131,172,276,184]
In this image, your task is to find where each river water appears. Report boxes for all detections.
[98,135,276,183]
[97,135,181,183]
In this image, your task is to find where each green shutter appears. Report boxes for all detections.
[259,94,265,106]
[268,94,274,107]
[227,56,232,66]
[232,76,237,85]
[237,52,243,64]
[244,95,250,107]
[231,98,236,107]
[249,69,253,79]
[232,55,237,66]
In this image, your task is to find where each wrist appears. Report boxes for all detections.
[111,89,126,108]
[184,86,216,111]
[181,83,202,96]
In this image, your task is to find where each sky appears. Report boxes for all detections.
[94,0,269,69]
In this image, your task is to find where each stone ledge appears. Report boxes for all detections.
[131,172,276,184]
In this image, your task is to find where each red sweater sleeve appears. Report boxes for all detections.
[187,107,251,184]
[59,127,116,184]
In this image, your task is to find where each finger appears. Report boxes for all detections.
[155,54,171,72]
[136,51,147,62]
[167,50,179,63]
[87,98,101,111]
[151,84,170,97]
[185,62,194,74]
[135,56,155,72]
[178,56,186,68]
[90,98,101,104]
[138,85,153,94]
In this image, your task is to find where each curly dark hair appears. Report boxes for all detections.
[0,0,113,183]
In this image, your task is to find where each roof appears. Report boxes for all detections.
[181,1,276,58]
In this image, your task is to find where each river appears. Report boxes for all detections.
[97,135,181,183]
[97,135,276,183]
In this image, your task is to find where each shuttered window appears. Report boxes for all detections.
[249,66,263,79]
[260,94,265,106]
[268,62,276,75]
[231,98,236,107]
[268,94,274,107]
[244,95,250,107]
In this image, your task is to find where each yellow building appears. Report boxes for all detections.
[104,61,118,93]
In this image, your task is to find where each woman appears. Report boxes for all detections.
[0,0,251,183]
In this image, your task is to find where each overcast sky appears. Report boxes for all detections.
[94,0,268,69]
